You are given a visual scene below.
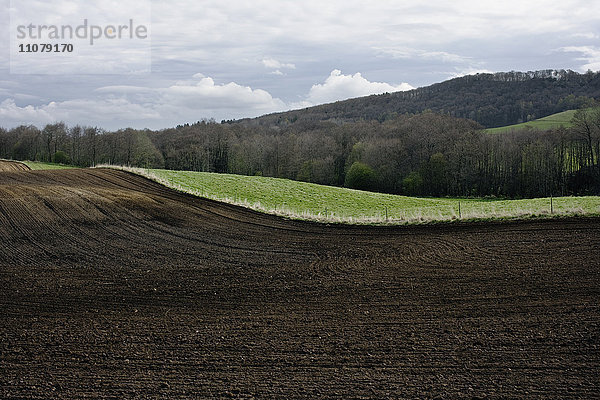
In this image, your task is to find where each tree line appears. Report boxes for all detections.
[1,106,599,198]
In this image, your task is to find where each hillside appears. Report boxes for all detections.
[122,166,600,223]
[234,70,600,128]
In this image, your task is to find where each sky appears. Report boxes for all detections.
[1,0,599,130]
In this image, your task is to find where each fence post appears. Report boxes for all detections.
[550,194,553,214]
[385,206,388,221]
[458,201,462,219]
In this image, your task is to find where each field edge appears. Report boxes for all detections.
[97,165,600,226]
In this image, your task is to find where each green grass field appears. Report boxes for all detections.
[485,110,576,134]
[108,166,600,224]
[22,161,78,170]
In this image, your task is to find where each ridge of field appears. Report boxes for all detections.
[485,109,576,134]
[110,166,600,223]
[0,159,30,171]
[21,160,78,170]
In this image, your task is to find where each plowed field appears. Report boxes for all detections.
[0,167,598,399]
[0,160,30,172]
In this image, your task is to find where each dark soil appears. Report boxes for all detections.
[1,168,599,399]
[0,160,30,172]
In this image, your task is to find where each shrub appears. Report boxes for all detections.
[345,161,377,191]
[54,151,69,164]
[402,171,423,196]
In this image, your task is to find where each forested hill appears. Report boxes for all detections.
[233,70,600,128]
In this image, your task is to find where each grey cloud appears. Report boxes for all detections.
[1,0,599,130]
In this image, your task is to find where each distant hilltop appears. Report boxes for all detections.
[471,69,580,81]
[231,69,600,129]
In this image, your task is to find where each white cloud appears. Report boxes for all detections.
[161,76,286,111]
[0,99,54,124]
[262,58,295,70]
[559,46,600,72]
[421,51,472,64]
[450,68,495,78]
[0,70,418,128]
[377,47,472,64]
[376,47,493,80]
[0,73,288,129]
[0,97,159,128]
[261,58,295,76]
[302,69,413,105]
[570,32,599,40]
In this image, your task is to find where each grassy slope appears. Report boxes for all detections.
[136,168,600,223]
[485,110,576,134]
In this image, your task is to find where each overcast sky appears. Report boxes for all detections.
[1,0,599,130]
